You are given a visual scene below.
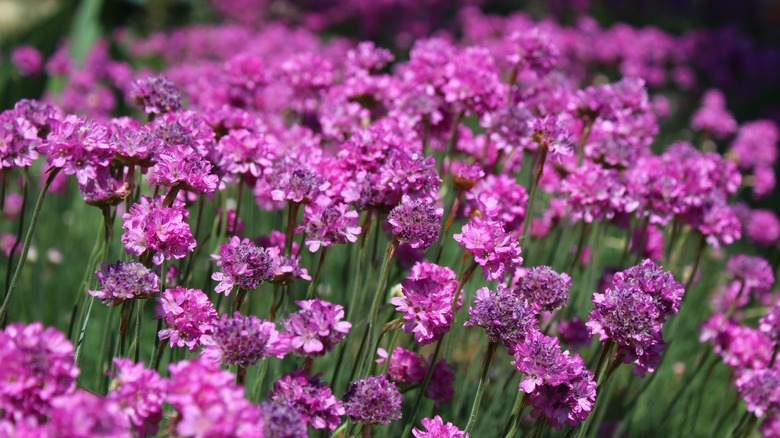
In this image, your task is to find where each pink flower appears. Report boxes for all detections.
[121,196,196,265]
[107,359,166,436]
[454,216,523,281]
[282,299,351,357]
[298,195,361,252]
[269,370,344,431]
[413,415,469,438]
[201,312,290,366]
[156,286,217,351]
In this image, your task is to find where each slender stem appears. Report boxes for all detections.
[231,175,244,235]
[577,340,617,438]
[465,342,498,432]
[503,392,529,438]
[569,221,589,273]
[118,299,134,356]
[231,288,248,313]
[251,359,269,402]
[306,247,328,299]
[684,234,706,292]
[284,202,300,258]
[132,299,144,362]
[435,191,462,264]
[236,365,247,385]
[520,145,547,243]
[0,168,59,324]
[162,186,180,208]
[361,424,372,438]
[358,238,398,377]
[73,296,95,365]
[440,111,464,175]
[633,217,650,265]
[400,339,444,438]
[5,169,28,295]
[347,210,373,320]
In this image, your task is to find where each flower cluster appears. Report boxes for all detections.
[343,374,403,425]
[465,284,537,351]
[211,236,277,295]
[107,358,167,436]
[387,197,443,250]
[269,370,344,431]
[156,286,217,351]
[122,196,196,265]
[88,260,159,306]
[515,265,572,313]
[454,216,523,281]
[201,312,290,366]
[282,299,352,357]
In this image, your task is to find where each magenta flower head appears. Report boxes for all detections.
[166,359,263,437]
[269,370,345,431]
[201,312,290,367]
[691,89,737,139]
[10,45,43,76]
[527,364,596,430]
[39,114,113,185]
[260,401,308,438]
[746,209,780,247]
[451,161,485,191]
[465,284,537,351]
[454,216,523,281]
[700,314,773,369]
[45,390,130,437]
[156,286,217,351]
[270,159,328,204]
[107,358,166,436]
[428,358,456,406]
[760,302,780,345]
[507,29,559,76]
[531,114,574,158]
[464,174,528,232]
[387,196,443,250]
[515,266,572,313]
[343,375,403,426]
[725,254,775,305]
[88,260,159,306]
[282,299,352,357]
[150,110,215,157]
[413,415,469,438]
[729,120,779,170]
[561,162,636,223]
[146,144,219,194]
[122,196,196,265]
[383,347,427,385]
[735,368,780,418]
[298,195,361,252]
[128,75,182,115]
[512,330,581,393]
[211,236,277,295]
[0,322,79,422]
[559,317,593,350]
[392,261,459,345]
[0,109,40,169]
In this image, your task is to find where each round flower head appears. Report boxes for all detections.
[464,174,529,232]
[0,109,40,169]
[156,286,217,351]
[269,370,344,431]
[121,196,196,265]
[691,89,737,139]
[752,165,776,199]
[560,162,636,223]
[451,160,484,191]
[107,358,166,436]
[0,322,79,422]
[729,120,779,169]
[146,144,219,193]
[413,415,469,438]
[45,390,130,437]
[10,45,43,76]
[343,375,402,425]
[428,358,456,406]
[270,160,328,204]
[282,299,352,357]
[735,368,780,418]
[166,359,263,437]
[298,195,361,252]
[38,114,113,185]
[507,29,559,75]
[465,284,537,351]
[387,196,443,250]
[760,302,780,344]
[746,209,780,247]
[725,255,775,305]
[128,75,182,115]
[700,314,773,369]
[559,317,592,350]
[201,312,290,367]
[615,259,685,318]
[454,216,523,281]
[260,401,308,438]
[516,266,572,313]
[513,330,582,393]
[531,114,574,158]
[392,261,459,345]
[384,347,427,385]
[527,365,596,430]
[89,260,159,306]
[211,236,277,295]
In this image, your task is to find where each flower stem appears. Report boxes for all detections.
[232,288,249,313]
[435,190,462,264]
[306,247,328,299]
[358,238,398,378]
[683,234,706,292]
[4,169,28,295]
[284,202,300,258]
[520,145,548,243]
[576,340,617,438]
[400,339,444,438]
[465,342,498,432]
[0,167,59,324]
[503,392,529,438]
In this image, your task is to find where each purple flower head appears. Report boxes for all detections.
[413,415,469,438]
[454,216,523,281]
[746,209,780,247]
[451,160,484,191]
[507,29,559,76]
[211,236,277,295]
[13,98,62,139]
[752,165,776,199]
[465,284,537,351]
[691,89,737,138]
[464,174,528,232]
[282,299,352,357]
[150,110,215,157]
[735,368,780,418]
[513,331,583,393]
[107,359,166,436]
[440,46,505,116]
[700,314,773,369]
[725,255,775,305]
[156,286,217,351]
[384,347,427,385]
[343,375,402,425]
[147,144,219,194]
[80,166,134,207]
[201,312,290,367]
[760,302,780,345]
[561,162,637,223]
[109,121,163,166]
[392,261,458,345]
[216,128,275,178]
[280,52,334,97]
[0,109,40,168]
[615,259,685,318]
[270,159,328,204]
[11,45,43,76]
[121,196,196,265]
[0,322,79,422]
[531,114,574,158]
[128,75,182,115]
[527,365,597,430]
[167,359,263,437]
[39,114,114,185]
[428,358,456,406]
[260,401,308,438]
[45,390,130,437]
[88,260,159,306]
[269,370,344,431]
[558,317,592,350]
[346,41,394,73]
[298,195,361,252]
[387,197,443,250]
[729,120,779,169]
[516,266,572,313]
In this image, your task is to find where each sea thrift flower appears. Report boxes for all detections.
[531,114,574,158]
[392,261,459,345]
[513,331,580,393]
[128,75,182,115]
[0,110,40,168]
[150,110,215,157]
[760,302,780,345]
[260,401,308,438]
[167,359,263,437]
[110,121,163,166]
[516,266,572,313]
[746,209,780,247]
[454,216,523,281]
[735,368,780,418]
[156,286,217,351]
[725,255,775,305]
[298,195,361,252]
[559,317,592,350]
[108,358,166,436]
[700,314,773,369]
[413,415,469,438]
[753,165,776,199]
[146,144,219,193]
[269,370,345,431]
[10,45,43,76]
[201,312,290,366]
[465,174,528,232]
[216,129,274,178]
[46,390,130,437]
[121,196,196,265]
[282,299,351,357]
[270,160,328,203]
[343,375,402,425]
[465,284,537,351]
[384,347,427,385]
[38,114,113,185]
[691,89,737,138]
[527,366,597,430]
[211,236,276,295]
[88,260,159,306]
[387,197,443,250]
[729,120,778,169]
[561,163,637,223]
[507,29,559,75]
[0,323,79,422]
[428,359,456,406]
[451,161,484,191]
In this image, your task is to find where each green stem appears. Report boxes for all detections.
[4,169,28,295]
[306,247,328,299]
[358,238,398,377]
[465,342,498,432]
[231,288,249,314]
[400,339,444,438]
[0,168,59,324]
[683,234,706,292]
[520,144,548,243]
[576,340,617,438]
[503,392,529,438]
[284,202,300,258]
